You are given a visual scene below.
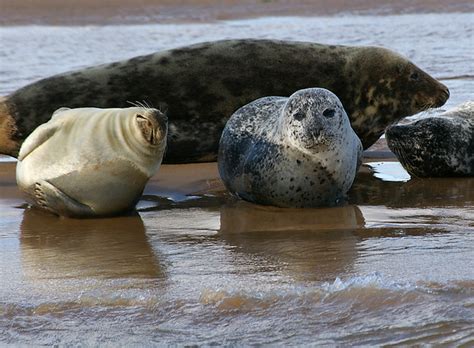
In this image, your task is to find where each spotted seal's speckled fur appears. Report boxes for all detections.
[218,88,362,208]
[16,106,167,217]
[0,39,449,162]
[386,101,474,177]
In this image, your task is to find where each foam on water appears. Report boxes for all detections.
[322,272,414,292]
[199,273,421,310]
[200,272,474,310]
[1,269,472,345]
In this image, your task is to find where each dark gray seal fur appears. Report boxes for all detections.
[218,88,362,208]
[386,101,474,177]
[0,39,449,162]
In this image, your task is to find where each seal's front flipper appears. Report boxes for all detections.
[51,107,71,118]
[18,107,71,161]
[18,122,58,161]
[33,180,95,218]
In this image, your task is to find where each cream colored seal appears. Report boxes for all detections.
[16,106,167,217]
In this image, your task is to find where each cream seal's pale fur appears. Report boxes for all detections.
[218,88,362,208]
[16,106,167,217]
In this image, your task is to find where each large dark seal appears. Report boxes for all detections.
[386,101,474,177]
[218,88,362,208]
[0,39,449,163]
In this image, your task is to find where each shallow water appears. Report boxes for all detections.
[0,14,473,109]
[1,161,473,345]
[1,13,474,345]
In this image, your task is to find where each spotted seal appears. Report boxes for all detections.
[218,88,362,208]
[386,101,474,177]
[0,39,449,162]
[16,106,167,217]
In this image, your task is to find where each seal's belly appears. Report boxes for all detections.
[18,156,148,214]
[52,160,148,212]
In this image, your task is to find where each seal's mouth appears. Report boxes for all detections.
[302,126,332,150]
[413,83,450,112]
[388,140,415,176]
[148,126,158,145]
[435,86,450,107]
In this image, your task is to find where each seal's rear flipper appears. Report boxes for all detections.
[33,180,95,218]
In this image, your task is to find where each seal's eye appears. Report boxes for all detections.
[323,109,335,118]
[410,72,419,81]
[294,111,306,121]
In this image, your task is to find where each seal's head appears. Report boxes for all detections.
[281,88,352,152]
[130,107,168,151]
[348,47,450,147]
[386,115,473,177]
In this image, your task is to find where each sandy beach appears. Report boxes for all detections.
[0,155,394,208]
[1,0,474,25]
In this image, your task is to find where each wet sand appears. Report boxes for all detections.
[1,157,473,345]
[1,0,473,25]
[0,152,391,213]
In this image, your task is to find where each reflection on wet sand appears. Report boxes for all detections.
[349,169,474,234]
[350,171,474,208]
[20,209,163,280]
[220,201,365,232]
[218,202,364,281]
[216,166,474,282]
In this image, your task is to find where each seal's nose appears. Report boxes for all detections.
[442,86,450,101]
[385,124,407,145]
[151,111,168,137]
[435,84,450,107]
[159,113,168,134]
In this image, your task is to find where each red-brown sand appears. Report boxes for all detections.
[1,0,473,25]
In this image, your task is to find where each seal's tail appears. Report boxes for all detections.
[0,97,20,157]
